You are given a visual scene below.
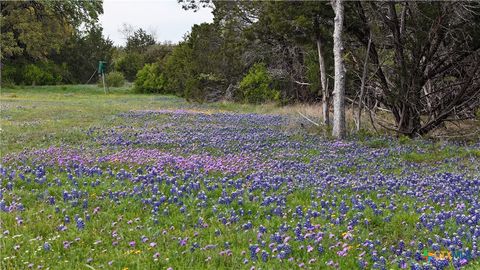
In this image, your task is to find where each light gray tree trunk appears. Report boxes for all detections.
[356,33,372,131]
[332,0,346,139]
[316,36,329,126]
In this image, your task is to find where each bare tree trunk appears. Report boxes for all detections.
[332,0,346,139]
[356,33,372,131]
[316,34,329,126]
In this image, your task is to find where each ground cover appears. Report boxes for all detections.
[1,85,479,269]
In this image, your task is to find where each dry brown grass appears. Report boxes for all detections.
[208,100,479,140]
[264,103,479,140]
[268,103,392,135]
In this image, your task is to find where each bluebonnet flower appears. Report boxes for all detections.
[76,218,85,230]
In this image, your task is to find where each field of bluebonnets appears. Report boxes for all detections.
[1,86,480,270]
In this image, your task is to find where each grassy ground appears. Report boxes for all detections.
[1,85,479,270]
[2,84,476,155]
[0,85,271,154]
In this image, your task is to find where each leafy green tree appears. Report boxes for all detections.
[100,71,125,88]
[114,51,145,82]
[114,27,161,82]
[1,0,105,85]
[239,63,280,104]
[134,64,167,93]
[162,23,227,101]
[125,28,156,53]
[1,0,103,60]
[163,42,194,96]
[51,26,114,83]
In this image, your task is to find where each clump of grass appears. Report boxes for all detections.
[364,139,390,149]
[398,134,412,145]
[401,146,479,163]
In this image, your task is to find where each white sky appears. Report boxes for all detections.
[99,0,213,46]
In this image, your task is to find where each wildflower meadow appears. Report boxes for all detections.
[1,86,479,269]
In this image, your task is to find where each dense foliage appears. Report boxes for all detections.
[168,1,480,136]
[2,0,479,136]
[239,63,280,104]
[1,1,111,85]
[101,71,126,88]
[1,0,103,60]
[134,64,166,93]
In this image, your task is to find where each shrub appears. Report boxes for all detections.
[365,139,390,149]
[398,135,412,145]
[99,71,125,88]
[1,65,17,86]
[183,73,226,102]
[239,63,280,104]
[114,52,145,81]
[134,64,166,93]
[23,64,58,85]
[1,61,64,86]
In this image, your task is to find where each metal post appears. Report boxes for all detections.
[98,60,107,94]
[102,72,107,94]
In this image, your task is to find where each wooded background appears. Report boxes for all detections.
[2,1,479,138]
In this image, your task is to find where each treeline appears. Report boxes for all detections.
[2,1,480,137]
[159,1,479,137]
[1,1,112,85]
[0,1,173,88]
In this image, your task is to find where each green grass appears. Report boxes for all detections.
[0,85,278,155]
[401,146,480,163]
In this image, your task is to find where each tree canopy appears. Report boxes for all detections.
[1,0,103,60]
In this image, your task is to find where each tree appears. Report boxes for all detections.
[315,17,330,126]
[355,33,372,131]
[163,42,194,96]
[50,26,114,83]
[1,0,103,60]
[162,23,227,101]
[349,2,480,136]
[114,51,145,82]
[179,0,335,104]
[175,0,479,137]
[114,27,159,81]
[1,1,105,85]
[332,0,346,139]
[125,28,156,53]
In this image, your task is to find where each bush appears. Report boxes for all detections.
[99,71,125,87]
[134,64,166,93]
[239,63,280,104]
[114,52,145,81]
[2,61,66,86]
[162,42,193,96]
[398,135,412,145]
[23,64,60,85]
[182,73,225,102]
[1,65,17,86]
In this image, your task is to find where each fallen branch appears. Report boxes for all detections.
[297,111,321,126]
[294,80,312,86]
